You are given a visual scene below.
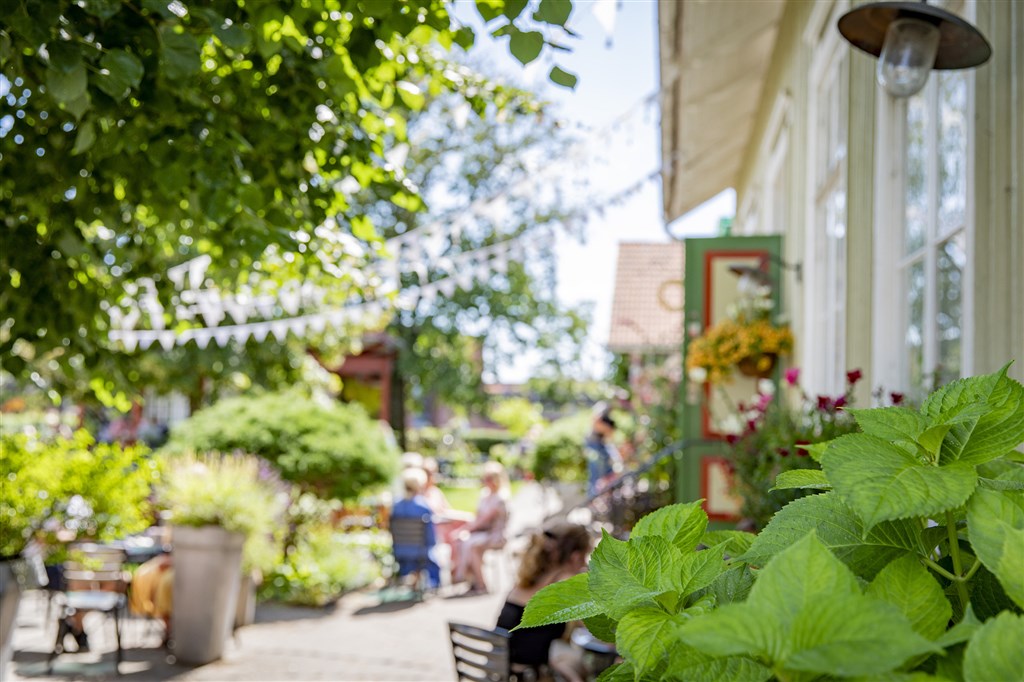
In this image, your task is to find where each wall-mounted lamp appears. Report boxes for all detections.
[837,1,991,98]
[728,254,803,287]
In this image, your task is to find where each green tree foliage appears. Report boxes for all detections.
[0,0,578,396]
[519,366,1024,680]
[0,430,159,557]
[162,390,400,500]
[352,89,591,418]
[529,410,591,481]
[489,397,545,438]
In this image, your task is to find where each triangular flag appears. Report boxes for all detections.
[270,321,290,341]
[213,327,234,347]
[137,333,155,351]
[193,330,212,349]
[158,332,175,351]
[251,323,270,343]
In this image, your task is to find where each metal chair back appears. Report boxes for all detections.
[448,621,511,682]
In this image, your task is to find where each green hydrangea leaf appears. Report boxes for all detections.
[866,555,952,640]
[676,542,729,597]
[663,649,771,682]
[701,530,756,557]
[628,535,682,594]
[704,564,754,606]
[519,573,603,628]
[589,531,662,619]
[963,611,1024,682]
[849,673,954,681]
[966,565,1019,621]
[740,493,924,579]
[616,606,684,677]
[784,595,939,677]
[583,613,618,643]
[800,442,829,462]
[822,433,978,531]
[849,407,928,442]
[630,501,708,553]
[596,662,635,682]
[935,604,982,648]
[684,534,938,678]
[966,487,1024,609]
[922,365,1024,467]
[771,469,831,491]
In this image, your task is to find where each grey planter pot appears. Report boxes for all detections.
[171,526,245,665]
[0,561,22,672]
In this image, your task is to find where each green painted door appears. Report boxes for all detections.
[677,236,783,529]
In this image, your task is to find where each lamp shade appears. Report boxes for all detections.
[838,1,991,71]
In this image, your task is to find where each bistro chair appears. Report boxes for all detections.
[47,544,128,674]
[389,514,434,599]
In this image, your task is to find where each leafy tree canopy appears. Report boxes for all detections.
[0,0,579,399]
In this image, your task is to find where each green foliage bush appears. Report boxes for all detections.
[0,430,158,558]
[522,366,1024,681]
[164,391,400,501]
[158,453,286,574]
[260,527,382,607]
[529,411,592,482]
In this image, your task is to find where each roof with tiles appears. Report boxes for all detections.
[608,242,685,353]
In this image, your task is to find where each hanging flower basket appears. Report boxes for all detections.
[737,352,778,379]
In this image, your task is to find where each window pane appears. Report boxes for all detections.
[937,232,966,386]
[938,73,967,233]
[905,93,928,255]
[906,259,925,395]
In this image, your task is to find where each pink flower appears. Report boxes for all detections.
[756,393,773,411]
[785,367,800,386]
[846,369,863,385]
[890,392,905,405]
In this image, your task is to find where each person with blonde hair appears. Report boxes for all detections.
[390,467,441,589]
[495,522,593,682]
[451,461,509,594]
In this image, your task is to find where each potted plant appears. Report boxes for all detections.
[0,431,158,668]
[158,453,285,664]
[686,285,793,384]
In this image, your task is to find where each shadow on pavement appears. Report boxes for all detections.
[253,601,337,624]
[12,648,193,681]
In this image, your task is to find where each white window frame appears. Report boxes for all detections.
[803,0,850,395]
[872,1,976,397]
[761,93,792,236]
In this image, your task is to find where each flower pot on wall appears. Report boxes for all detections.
[737,353,777,379]
[171,526,245,665]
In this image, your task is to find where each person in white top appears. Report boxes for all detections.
[451,461,510,594]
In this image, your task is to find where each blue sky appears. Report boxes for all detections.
[454,1,735,381]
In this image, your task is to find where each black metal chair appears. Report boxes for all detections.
[448,621,514,682]
[389,513,433,599]
[48,544,128,674]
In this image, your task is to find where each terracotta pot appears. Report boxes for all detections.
[737,353,777,379]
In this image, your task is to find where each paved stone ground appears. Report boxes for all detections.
[5,483,567,682]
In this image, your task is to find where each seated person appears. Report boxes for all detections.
[128,553,173,644]
[390,468,442,589]
[496,522,593,682]
[421,457,472,546]
[451,462,509,594]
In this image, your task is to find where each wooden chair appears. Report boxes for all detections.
[48,544,128,674]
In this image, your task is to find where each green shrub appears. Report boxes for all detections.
[158,453,286,574]
[521,365,1024,681]
[0,430,158,558]
[463,427,516,457]
[529,411,592,482]
[163,390,400,501]
[260,526,382,607]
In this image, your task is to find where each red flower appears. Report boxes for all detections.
[785,367,800,386]
[834,396,848,409]
[817,395,833,411]
[725,434,739,445]
[777,448,789,458]
[846,369,863,385]
[890,392,905,405]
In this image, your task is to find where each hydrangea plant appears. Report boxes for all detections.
[520,365,1024,681]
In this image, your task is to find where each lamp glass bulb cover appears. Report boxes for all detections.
[877,17,941,97]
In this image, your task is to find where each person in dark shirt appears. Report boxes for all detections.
[495,522,593,682]
[585,409,621,497]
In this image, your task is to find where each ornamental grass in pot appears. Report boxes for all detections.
[158,453,285,664]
